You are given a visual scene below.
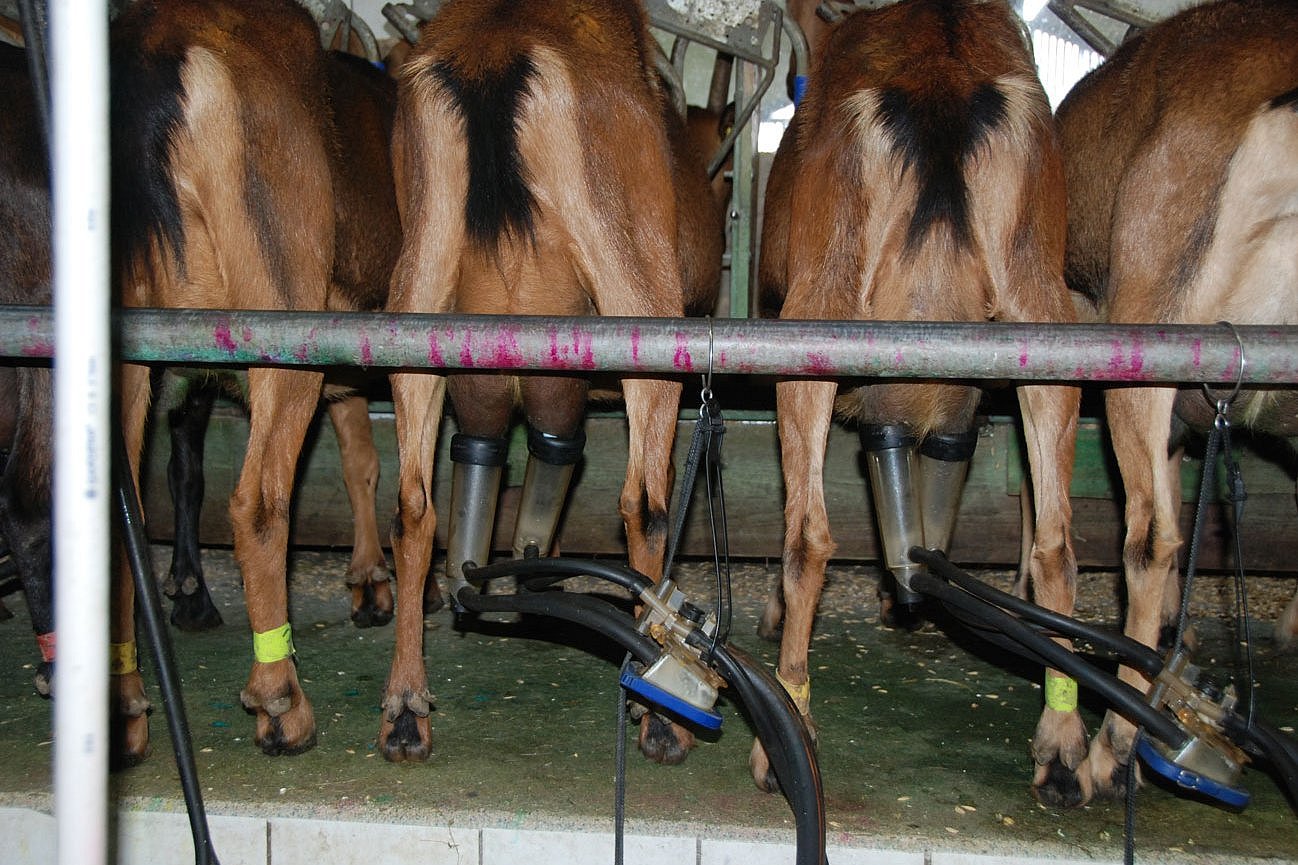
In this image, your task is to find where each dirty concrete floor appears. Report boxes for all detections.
[0,548,1295,861]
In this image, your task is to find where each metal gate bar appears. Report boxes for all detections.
[3,306,1294,385]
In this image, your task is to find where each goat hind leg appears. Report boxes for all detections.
[164,379,224,631]
[113,362,155,765]
[380,371,447,763]
[1080,386,1180,800]
[750,379,835,792]
[235,367,324,756]
[1014,382,1090,807]
[326,392,396,628]
[619,377,698,765]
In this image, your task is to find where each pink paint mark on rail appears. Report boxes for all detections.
[805,352,834,375]
[293,343,310,363]
[1106,338,1147,380]
[631,327,642,368]
[674,332,693,372]
[540,327,595,370]
[427,331,445,367]
[22,317,52,357]
[360,335,374,367]
[242,327,254,344]
[1130,342,1145,375]
[1191,338,1202,368]
[492,327,524,369]
[547,326,562,368]
[214,324,238,354]
[460,331,475,367]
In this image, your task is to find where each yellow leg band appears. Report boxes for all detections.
[1045,673,1078,712]
[252,623,295,664]
[776,671,812,715]
[109,641,138,676]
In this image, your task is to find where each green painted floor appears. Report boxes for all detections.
[0,547,1295,861]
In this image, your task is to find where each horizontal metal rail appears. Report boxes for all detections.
[4,305,1297,385]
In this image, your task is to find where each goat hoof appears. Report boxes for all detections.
[755,615,783,643]
[33,660,53,697]
[423,589,446,616]
[169,587,224,632]
[1087,760,1132,802]
[638,712,694,765]
[880,601,925,631]
[1032,758,1086,808]
[110,710,152,770]
[380,708,431,763]
[256,713,317,757]
[750,738,782,794]
[350,580,394,629]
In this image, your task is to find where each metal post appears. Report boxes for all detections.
[49,1,111,863]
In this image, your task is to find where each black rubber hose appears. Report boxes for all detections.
[114,434,221,865]
[1225,716,1298,807]
[700,638,827,865]
[931,600,1057,668]
[911,548,1165,678]
[462,557,653,596]
[454,584,660,663]
[908,570,1190,750]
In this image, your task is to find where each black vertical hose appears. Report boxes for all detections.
[114,433,221,865]
[16,0,50,147]
[702,640,827,865]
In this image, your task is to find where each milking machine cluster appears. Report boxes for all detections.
[906,547,1298,809]
[441,398,827,865]
[859,418,1298,813]
[454,555,826,865]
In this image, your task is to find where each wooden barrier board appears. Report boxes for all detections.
[140,404,1298,572]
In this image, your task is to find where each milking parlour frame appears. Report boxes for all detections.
[7,0,1298,863]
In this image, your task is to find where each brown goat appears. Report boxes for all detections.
[380,0,720,764]
[756,0,1082,800]
[111,0,400,761]
[1055,0,1298,804]
[0,41,56,699]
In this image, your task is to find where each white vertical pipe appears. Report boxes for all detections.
[50,1,111,864]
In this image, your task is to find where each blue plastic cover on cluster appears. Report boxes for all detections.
[1135,737,1250,809]
[620,667,723,731]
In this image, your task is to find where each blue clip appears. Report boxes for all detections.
[620,668,723,731]
[792,74,808,106]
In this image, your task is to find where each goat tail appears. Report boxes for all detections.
[109,39,188,283]
[427,53,539,249]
